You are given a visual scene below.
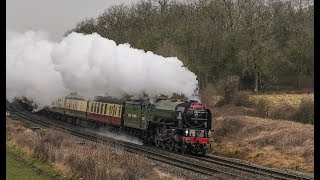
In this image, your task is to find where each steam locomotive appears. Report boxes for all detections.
[40,93,213,155]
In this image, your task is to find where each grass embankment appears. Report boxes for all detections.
[249,94,314,123]
[7,142,60,180]
[213,93,314,124]
[6,117,180,180]
[212,116,313,173]
[202,92,314,173]
[249,93,313,109]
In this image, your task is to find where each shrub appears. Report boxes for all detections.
[269,104,296,120]
[7,119,155,179]
[233,91,254,107]
[292,99,314,124]
[200,83,216,106]
[213,117,246,139]
[255,99,271,118]
[215,76,240,106]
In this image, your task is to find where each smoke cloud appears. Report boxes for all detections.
[6,30,199,107]
[6,31,68,106]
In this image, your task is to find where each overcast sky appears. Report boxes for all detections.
[6,0,140,41]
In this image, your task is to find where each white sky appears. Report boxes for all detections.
[6,0,140,41]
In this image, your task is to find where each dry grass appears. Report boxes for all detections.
[6,117,180,180]
[232,91,254,107]
[210,92,314,124]
[249,94,314,123]
[212,105,255,117]
[212,116,314,173]
[213,142,309,172]
[249,93,313,109]
[200,90,314,173]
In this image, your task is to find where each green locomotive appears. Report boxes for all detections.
[43,93,212,155]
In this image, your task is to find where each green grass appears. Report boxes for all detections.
[6,142,62,180]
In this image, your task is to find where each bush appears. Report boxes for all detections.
[215,76,240,106]
[199,83,220,108]
[213,117,246,139]
[233,91,254,107]
[255,99,271,118]
[7,119,155,179]
[269,104,296,120]
[292,99,314,124]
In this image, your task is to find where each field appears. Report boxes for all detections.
[6,117,182,180]
[211,116,313,172]
[203,92,314,173]
[6,142,60,180]
[249,93,313,109]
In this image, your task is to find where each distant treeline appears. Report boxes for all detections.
[66,0,314,92]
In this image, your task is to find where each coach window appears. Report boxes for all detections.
[100,103,104,114]
[93,103,97,113]
[97,103,100,114]
[114,106,118,116]
[104,104,108,114]
[90,103,93,112]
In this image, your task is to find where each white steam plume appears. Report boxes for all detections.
[6,31,67,106]
[6,30,199,106]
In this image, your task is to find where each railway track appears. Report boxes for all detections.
[7,102,314,180]
[199,155,313,180]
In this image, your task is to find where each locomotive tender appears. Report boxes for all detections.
[43,93,213,155]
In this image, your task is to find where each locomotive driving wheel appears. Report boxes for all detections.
[181,143,187,154]
[174,144,180,153]
[155,140,160,147]
[169,141,175,151]
[161,141,167,149]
